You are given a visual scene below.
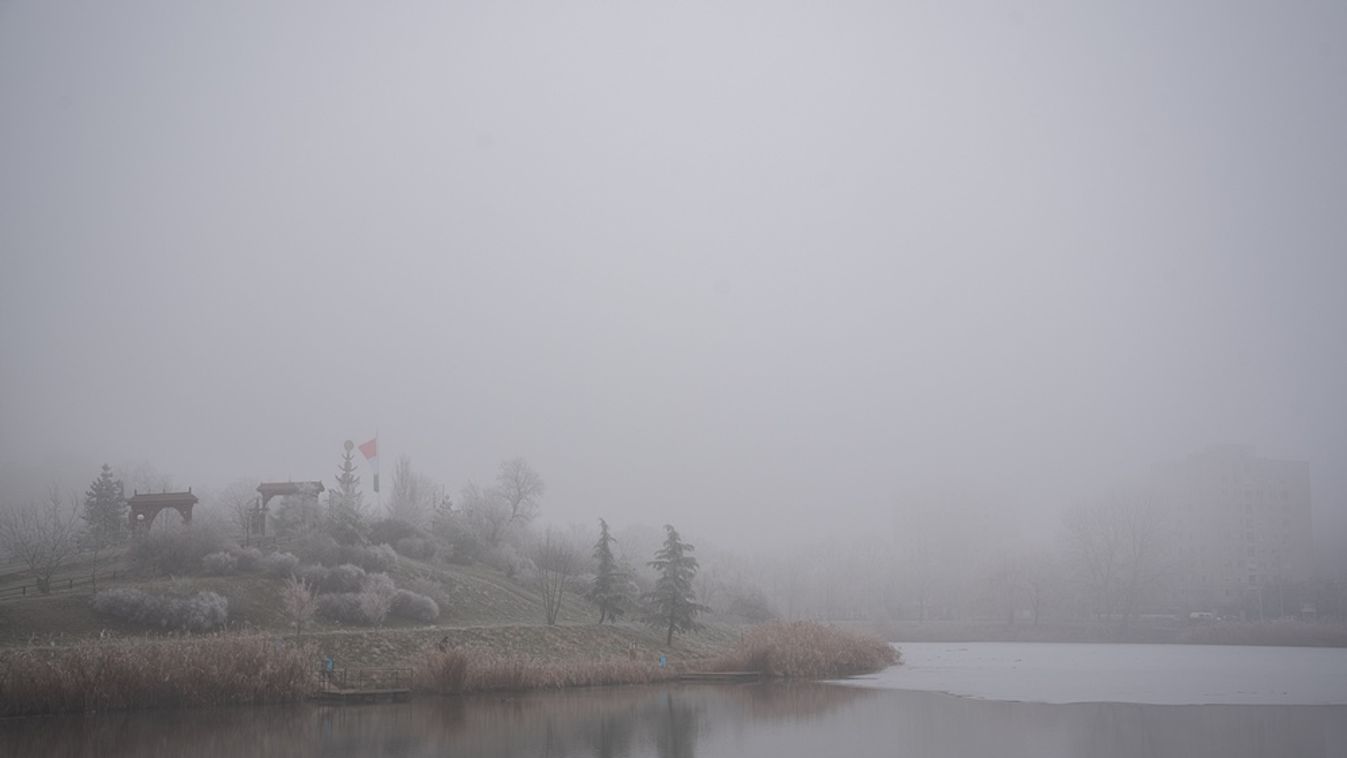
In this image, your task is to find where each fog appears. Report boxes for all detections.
[2,1,1345,577]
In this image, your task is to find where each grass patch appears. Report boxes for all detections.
[710,621,900,678]
[0,635,316,716]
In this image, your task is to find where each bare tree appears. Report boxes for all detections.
[495,457,544,525]
[212,478,260,544]
[279,575,319,637]
[389,455,436,528]
[1063,493,1170,628]
[0,485,84,594]
[533,529,581,625]
[460,480,512,547]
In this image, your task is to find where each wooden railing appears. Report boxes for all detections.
[0,570,123,601]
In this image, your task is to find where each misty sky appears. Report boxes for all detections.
[2,2,1345,553]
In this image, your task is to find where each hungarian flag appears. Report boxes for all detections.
[359,437,379,492]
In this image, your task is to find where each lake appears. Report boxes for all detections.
[3,643,1345,757]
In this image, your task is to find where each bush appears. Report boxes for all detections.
[710,622,899,678]
[92,588,229,632]
[350,543,398,573]
[316,593,366,624]
[292,533,341,566]
[319,564,366,594]
[391,589,440,622]
[295,563,329,587]
[227,546,263,572]
[260,551,300,578]
[394,536,436,561]
[368,518,420,546]
[201,551,238,576]
[127,528,228,576]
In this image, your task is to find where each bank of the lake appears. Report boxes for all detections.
[0,621,897,716]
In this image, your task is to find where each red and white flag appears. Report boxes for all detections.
[359,437,379,492]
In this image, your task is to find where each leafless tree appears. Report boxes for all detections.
[389,455,436,527]
[532,529,581,625]
[212,478,260,544]
[0,485,84,593]
[279,575,318,637]
[1063,493,1170,628]
[495,457,544,525]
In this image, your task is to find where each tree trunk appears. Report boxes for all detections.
[666,620,674,646]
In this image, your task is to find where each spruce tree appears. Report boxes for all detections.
[327,441,366,543]
[82,464,126,553]
[587,518,626,623]
[642,524,710,645]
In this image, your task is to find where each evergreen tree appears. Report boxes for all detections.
[328,443,365,535]
[642,524,710,645]
[82,464,126,552]
[587,518,626,623]
[327,441,366,543]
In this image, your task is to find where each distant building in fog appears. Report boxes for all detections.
[1154,445,1313,612]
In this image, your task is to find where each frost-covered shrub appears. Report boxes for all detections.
[201,551,238,576]
[316,593,365,624]
[390,589,439,622]
[128,528,228,576]
[314,572,399,626]
[351,544,398,573]
[394,537,435,561]
[368,518,420,547]
[293,533,341,566]
[295,563,330,587]
[358,589,393,626]
[92,589,229,631]
[260,551,300,578]
[228,546,263,572]
[319,564,366,594]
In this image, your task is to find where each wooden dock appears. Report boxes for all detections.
[314,666,413,704]
[677,671,763,683]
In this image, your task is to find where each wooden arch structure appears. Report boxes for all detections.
[128,490,198,535]
[248,481,325,540]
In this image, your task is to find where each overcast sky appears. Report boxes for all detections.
[2,1,1344,554]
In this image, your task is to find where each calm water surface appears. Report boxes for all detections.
[3,643,1344,757]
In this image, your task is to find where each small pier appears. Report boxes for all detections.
[313,666,412,704]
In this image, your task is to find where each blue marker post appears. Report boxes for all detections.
[658,655,667,669]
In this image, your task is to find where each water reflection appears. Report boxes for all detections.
[1,682,1343,758]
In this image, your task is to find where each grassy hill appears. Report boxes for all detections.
[0,546,740,667]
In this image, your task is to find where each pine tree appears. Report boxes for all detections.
[642,524,710,645]
[82,464,126,553]
[327,441,366,543]
[587,518,626,624]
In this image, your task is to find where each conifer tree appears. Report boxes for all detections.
[587,518,626,623]
[82,464,126,553]
[642,524,710,645]
[327,441,366,543]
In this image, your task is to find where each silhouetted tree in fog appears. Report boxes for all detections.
[643,525,709,645]
[81,464,126,556]
[588,518,627,623]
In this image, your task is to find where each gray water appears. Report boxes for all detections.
[4,643,1346,757]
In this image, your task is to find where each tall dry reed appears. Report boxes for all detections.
[710,621,900,678]
[0,635,317,716]
[413,649,674,694]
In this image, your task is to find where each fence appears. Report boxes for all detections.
[0,570,122,601]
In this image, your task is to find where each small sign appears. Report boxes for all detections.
[325,657,335,672]
[658,655,667,669]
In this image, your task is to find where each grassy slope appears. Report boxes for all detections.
[0,552,740,667]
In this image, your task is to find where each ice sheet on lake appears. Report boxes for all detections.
[835,642,1347,705]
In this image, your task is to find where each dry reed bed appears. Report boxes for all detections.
[0,635,316,717]
[414,650,675,694]
[710,622,900,678]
